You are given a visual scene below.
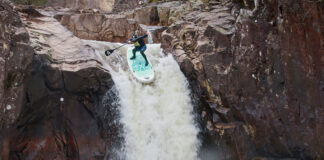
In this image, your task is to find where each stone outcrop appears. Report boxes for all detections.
[12,0,115,12]
[113,0,142,12]
[0,0,34,130]
[1,5,121,160]
[55,1,187,43]
[57,13,145,43]
[47,0,115,12]
[6,54,115,160]
[133,1,188,26]
[161,0,324,159]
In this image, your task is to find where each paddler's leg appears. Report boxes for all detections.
[131,47,139,59]
[140,45,148,66]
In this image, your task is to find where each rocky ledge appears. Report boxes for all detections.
[12,0,115,12]
[161,0,324,159]
[0,2,120,159]
[53,1,188,43]
[0,0,34,131]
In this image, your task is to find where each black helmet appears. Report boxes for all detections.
[132,33,138,39]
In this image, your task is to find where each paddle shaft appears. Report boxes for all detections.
[129,34,148,42]
[114,43,127,50]
[105,43,127,56]
[105,34,147,56]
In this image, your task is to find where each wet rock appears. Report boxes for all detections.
[20,8,118,159]
[13,0,115,12]
[162,0,324,159]
[44,65,64,90]
[59,13,144,42]
[195,41,214,54]
[1,4,120,159]
[63,68,111,94]
[54,1,188,43]
[7,50,114,159]
[167,2,187,24]
[0,0,34,129]
[152,26,167,43]
[16,6,44,18]
[212,113,219,123]
[134,6,159,25]
[47,0,115,12]
[113,0,143,12]
[57,2,186,43]
[131,1,186,26]
[9,95,80,160]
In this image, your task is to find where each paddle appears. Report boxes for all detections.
[104,35,148,56]
[105,43,128,56]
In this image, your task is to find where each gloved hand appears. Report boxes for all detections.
[125,38,133,43]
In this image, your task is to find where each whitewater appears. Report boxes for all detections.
[85,41,200,160]
[23,8,200,159]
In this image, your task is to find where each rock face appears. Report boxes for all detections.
[47,0,115,12]
[56,1,187,43]
[130,1,189,26]
[0,0,34,130]
[1,5,121,160]
[57,13,145,42]
[113,0,142,12]
[13,0,115,12]
[7,55,114,159]
[162,0,324,159]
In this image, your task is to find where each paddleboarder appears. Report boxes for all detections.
[128,33,149,66]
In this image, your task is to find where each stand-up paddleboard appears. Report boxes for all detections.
[127,47,154,83]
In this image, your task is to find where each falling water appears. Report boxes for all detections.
[139,24,164,44]
[84,40,201,160]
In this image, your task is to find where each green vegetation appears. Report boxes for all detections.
[11,0,48,6]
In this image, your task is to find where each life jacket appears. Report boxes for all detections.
[132,34,147,47]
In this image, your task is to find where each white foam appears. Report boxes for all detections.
[139,24,164,44]
[83,41,200,160]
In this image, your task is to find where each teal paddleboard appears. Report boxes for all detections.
[127,47,154,83]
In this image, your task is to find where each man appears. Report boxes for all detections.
[128,33,149,66]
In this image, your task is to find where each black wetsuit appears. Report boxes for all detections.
[130,34,148,66]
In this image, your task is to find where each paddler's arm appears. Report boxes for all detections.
[131,34,148,42]
[127,34,148,43]
[140,34,148,39]
[126,38,133,44]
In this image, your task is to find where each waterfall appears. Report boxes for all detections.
[84,41,201,160]
[139,24,164,44]
[25,8,200,159]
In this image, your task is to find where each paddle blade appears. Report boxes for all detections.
[105,49,114,56]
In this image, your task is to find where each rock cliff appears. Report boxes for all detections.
[0,2,120,159]
[12,0,115,12]
[1,0,323,159]
[0,0,34,131]
[56,13,144,43]
[160,0,324,159]
[55,1,187,43]
[47,0,115,12]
